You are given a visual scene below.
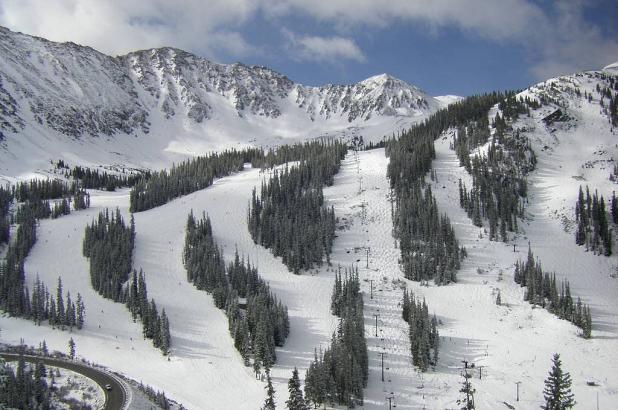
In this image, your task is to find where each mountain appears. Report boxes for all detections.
[0,26,445,179]
[2,59,617,410]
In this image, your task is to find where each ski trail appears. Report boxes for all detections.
[426,134,618,409]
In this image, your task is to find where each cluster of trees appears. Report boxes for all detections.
[514,246,592,338]
[0,208,37,317]
[82,208,171,354]
[250,140,341,169]
[304,268,368,408]
[248,141,347,273]
[0,185,11,244]
[129,148,261,212]
[82,208,135,301]
[1,184,89,328]
[387,95,509,284]
[13,187,90,224]
[497,92,539,119]
[14,179,79,202]
[136,381,175,410]
[596,79,618,126]
[402,288,439,371]
[395,182,463,284]
[124,269,171,354]
[183,212,289,371]
[575,186,612,256]
[453,98,536,241]
[69,165,149,191]
[128,139,346,214]
[0,356,53,409]
[30,276,85,330]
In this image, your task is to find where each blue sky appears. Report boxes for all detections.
[1,0,616,96]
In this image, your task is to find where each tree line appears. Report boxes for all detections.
[514,246,592,338]
[575,186,612,256]
[248,141,347,273]
[402,288,440,371]
[68,165,149,191]
[14,179,79,202]
[82,208,170,354]
[304,267,368,408]
[129,148,262,212]
[183,211,290,373]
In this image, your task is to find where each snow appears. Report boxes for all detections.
[5,362,105,409]
[435,95,464,107]
[602,61,618,73]
[1,48,617,409]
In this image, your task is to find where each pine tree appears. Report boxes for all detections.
[76,293,85,329]
[56,277,65,328]
[286,367,307,410]
[159,309,171,354]
[68,338,76,360]
[542,354,575,409]
[262,369,276,410]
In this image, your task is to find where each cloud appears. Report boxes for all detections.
[284,29,366,63]
[528,1,618,79]
[0,0,259,59]
[270,0,618,79]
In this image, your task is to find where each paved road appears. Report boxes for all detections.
[1,353,126,410]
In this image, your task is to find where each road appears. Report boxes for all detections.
[1,353,127,410]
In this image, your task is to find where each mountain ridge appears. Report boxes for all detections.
[0,26,445,177]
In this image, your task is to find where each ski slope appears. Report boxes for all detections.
[2,66,618,409]
[1,143,617,409]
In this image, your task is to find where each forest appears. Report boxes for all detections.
[183,211,289,372]
[248,141,347,273]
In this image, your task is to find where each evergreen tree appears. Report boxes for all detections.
[542,354,575,410]
[262,369,276,410]
[68,337,76,360]
[159,309,171,355]
[286,367,307,410]
[76,293,85,330]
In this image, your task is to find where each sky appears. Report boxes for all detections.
[0,0,616,96]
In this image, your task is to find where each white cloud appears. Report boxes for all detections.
[284,30,366,63]
[0,0,259,58]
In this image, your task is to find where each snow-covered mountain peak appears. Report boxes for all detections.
[359,73,419,90]
[0,26,443,176]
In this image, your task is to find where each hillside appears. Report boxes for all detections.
[0,26,444,181]
[0,26,617,409]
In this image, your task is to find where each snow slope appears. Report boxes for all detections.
[0,26,447,180]
[1,49,617,409]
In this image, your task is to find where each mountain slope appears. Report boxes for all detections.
[0,26,443,180]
